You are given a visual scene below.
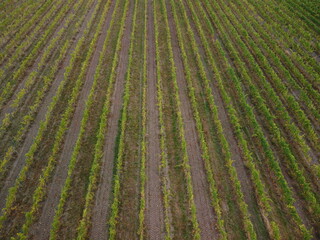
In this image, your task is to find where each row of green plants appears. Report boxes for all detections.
[269,0,320,56]
[74,0,129,239]
[244,0,320,86]
[0,0,104,231]
[107,1,136,237]
[216,0,319,174]
[185,0,283,238]
[157,0,204,238]
[13,0,112,238]
[180,0,282,238]
[171,0,232,238]
[0,0,55,62]
[12,0,110,237]
[245,1,316,55]
[0,0,77,110]
[0,40,70,177]
[183,0,272,238]
[225,0,320,132]
[0,0,88,133]
[0,0,45,46]
[229,0,320,121]
[211,0,320,199]
[290,0,319,17]
[198,0,313,237]
[49,0,120,239]
[153,1,173,238]
[0,0,59,67]
[281,0,320,33]
[138,0,147,238]
[294,0,320,17]
[174,1,233,238]
[0,0,93,181]
[0,0,22,22]
[222,0,320,179]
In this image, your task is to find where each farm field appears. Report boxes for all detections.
[0,0,319,239]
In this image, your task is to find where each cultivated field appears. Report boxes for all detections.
[0,0,319,239]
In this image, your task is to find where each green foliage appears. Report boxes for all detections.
[138,0,148,239]
[0,0,103,234]
[75,1,129,239]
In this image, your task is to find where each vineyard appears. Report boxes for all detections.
[0,0,319,239]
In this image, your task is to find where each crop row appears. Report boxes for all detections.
[0,0,93,183]
[150,0,173,238]
[179,0,275,238]
[74,1,129,239]
[281,0,320,33]
[0,40,70,178]
[149,1,173,238]
[245,0,320,85]
[0,0,77,111]
[0,0,55,56]
[218,0,320,178]
[0,0,89,135]
[229,0,320,120]
[105,0,137,238]
[198,0,313,237]
[49,0,120,239]
[183,0,284,238]
[14,0,112,238]
[208,0,319,214]
[0,0,104,232]
[138,0,147,238]
[0,0,47,47]
[214,0,320,174]
[0,0,59,68]
[169,0,231,238]
[222,0,320,147]
[157,0,214,237]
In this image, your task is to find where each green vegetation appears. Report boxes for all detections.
[0,0,318,238]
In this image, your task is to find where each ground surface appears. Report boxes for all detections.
[0,0,319,239]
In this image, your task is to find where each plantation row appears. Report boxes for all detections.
[0,0,319,239]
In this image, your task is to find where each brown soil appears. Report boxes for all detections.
[0,0,97,211]
[145,0,165,239]
[29,1,114,239]
[166,2,219,239]
[89,2,133,239]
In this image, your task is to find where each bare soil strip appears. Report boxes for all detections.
[0,0,98,210]
[166,2,219,239]
[89,2,133,239]
[29,2,116,240]
[145,0,165,238]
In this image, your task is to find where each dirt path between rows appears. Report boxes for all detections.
[89,2,133,239]
[184,1,269,237]
[145,0,165,239]
[0,0,82,121]
[0,0,98,211]
[166,2,219,239]
[29,2,116,240]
